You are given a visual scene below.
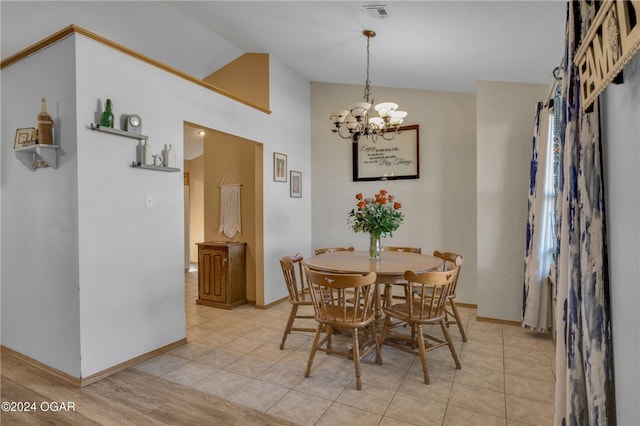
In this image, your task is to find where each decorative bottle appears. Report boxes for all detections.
[142,141,152,166]
[100,99,114,128]
[163,144,176,168]
[37,97,54,145]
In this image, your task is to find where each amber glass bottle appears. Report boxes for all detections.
[37,97,54,145]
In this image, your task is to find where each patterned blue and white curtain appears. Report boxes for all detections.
[553,2,614,424]
[522,102,554,332]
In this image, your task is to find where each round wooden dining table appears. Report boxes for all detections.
[303,250,442,281]
[303,250,443,319]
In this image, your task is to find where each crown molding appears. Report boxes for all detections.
[1,24,271,114]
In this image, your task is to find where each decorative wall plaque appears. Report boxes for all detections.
[352,125,419,181]
[574,0,640,111]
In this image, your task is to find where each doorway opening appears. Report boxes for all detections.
[183,122,264,306]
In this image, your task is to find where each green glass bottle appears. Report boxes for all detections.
[100,99,114,128]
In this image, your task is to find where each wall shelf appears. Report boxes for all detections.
[13,144,59,170]
[90,124,177,172]
[131,163,180,172]
[90,123,148,140]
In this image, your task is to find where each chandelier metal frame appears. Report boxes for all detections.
[329,30,407,143]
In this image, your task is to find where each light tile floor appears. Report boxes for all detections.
[132,269,556,426]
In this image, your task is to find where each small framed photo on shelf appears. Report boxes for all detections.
[273,152,287,182]
[290,170,302,198]
[14,128,38,149]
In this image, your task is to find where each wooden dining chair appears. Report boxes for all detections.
[380,246,422,306]
[313,246,355,255]
[381,246,422,253]
[380,266,461,384]
[279,255,316,350]
[304,267,381,390]
[433,250,467,342]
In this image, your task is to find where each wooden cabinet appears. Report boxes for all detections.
[196,241,246,309]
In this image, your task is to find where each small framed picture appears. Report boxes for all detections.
[14,127,38,149]
[290,170,302,198]
[273,152,287,182]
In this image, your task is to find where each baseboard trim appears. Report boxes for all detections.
[1,338,187,388]
[255,296,288,310]
[475,316,522,327]
[80,338,187,386]
[1,345,81,387]
[455,302,477,309]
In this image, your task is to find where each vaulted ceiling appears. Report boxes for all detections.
[1,1,567,159]
[1,1,567,94]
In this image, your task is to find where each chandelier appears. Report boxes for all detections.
[330,30,407,143]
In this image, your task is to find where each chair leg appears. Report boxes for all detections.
[352,328,362,390]
[380,315,391,343]
[410,322,418,349]
[415,324,429,384]
[371,324,382,365]
[280,304,298,350]
[305,325,323,378]
[449,299,467,342]
[440,320,461,369]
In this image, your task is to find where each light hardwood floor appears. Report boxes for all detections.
[1,354,295,425]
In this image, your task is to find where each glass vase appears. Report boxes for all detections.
[369,233,382,260]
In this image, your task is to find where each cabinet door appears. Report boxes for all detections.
[199,247,228,303]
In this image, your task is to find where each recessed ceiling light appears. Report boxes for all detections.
[197,130,205,136]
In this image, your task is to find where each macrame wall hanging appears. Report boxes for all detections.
[218,167,242,239]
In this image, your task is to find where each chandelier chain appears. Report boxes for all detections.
[364,34,372,103]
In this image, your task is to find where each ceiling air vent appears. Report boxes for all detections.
[363,4,391,18]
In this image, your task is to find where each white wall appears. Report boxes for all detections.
[75,36,187,376]
[476,81,547,321]
[263,57,312,304]
[601,54,640,426]
[1,32,311,377]
[311,82,478,305]
[1,36,81,376]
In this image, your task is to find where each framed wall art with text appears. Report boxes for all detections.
[352,124,419,181]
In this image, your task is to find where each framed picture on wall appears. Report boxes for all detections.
[352,124,420,181]
[290,170,302,198]
[273,152,287,182]
[13,127,38,149]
